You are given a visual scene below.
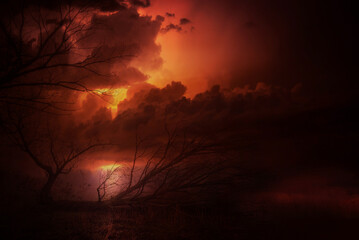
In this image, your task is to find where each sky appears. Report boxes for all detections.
[64,0,356,112]
[0,0,357,204]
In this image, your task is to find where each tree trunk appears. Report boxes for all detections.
[40,174,57,204]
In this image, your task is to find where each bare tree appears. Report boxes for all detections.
[5,111,108,203]
[0,2,126,203]
[97,164,122,202]
[98,125,233,205]
[0,1,130,112]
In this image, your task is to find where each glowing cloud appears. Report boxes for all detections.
[99,163,122,171]
[94,88,128,118]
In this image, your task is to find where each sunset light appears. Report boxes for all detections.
[1,0,355,239]
[99,163,122,171]
[94,88,128,118]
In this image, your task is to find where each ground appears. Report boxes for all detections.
[1,199,358,240]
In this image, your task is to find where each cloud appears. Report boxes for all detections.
[117,67,149,85]
[160,18,192,33]
[93,0,128,11]
[0,1,165,93]
[56,5,165,89]
[100,82,292,143]
[166,12,175,17]
[36,0,149,11]
[130,0,151,8]
[155,15,165,22]
[1,0,128,12]
[161,23,182,33]
[118,81,186,111]
[179,18,191,25]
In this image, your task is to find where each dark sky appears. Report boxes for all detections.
[0,0,357,205]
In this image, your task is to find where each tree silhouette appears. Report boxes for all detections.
[97,125,234,205]
[4,111,108,203]
[0,1,126,203]
[97,163,122,202]
[0,1,129,113]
